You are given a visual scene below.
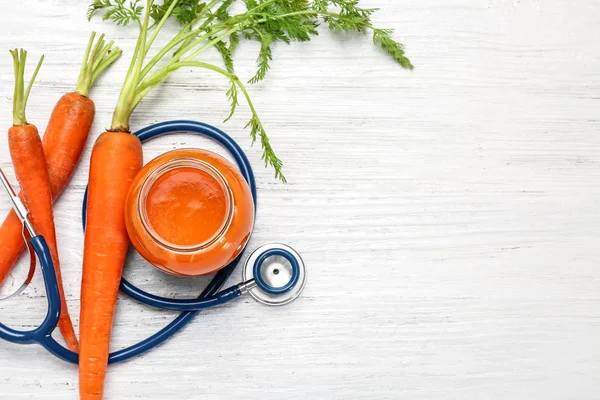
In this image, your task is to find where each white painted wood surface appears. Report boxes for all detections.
[1,0,599,398]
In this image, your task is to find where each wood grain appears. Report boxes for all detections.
[1,0,599,399]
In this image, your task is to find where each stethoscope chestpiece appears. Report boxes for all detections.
[242,243,306,306]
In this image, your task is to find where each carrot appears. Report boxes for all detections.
[7,49,79,351]
[80,1,198,396]
[79,131,142,399]
[0,33,121,286]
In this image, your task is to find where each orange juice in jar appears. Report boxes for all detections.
[125,148,254,276]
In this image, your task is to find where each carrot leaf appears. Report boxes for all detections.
[88,0,143,26]
[151,0,207,24]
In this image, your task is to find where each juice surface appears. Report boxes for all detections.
[145,166,228,246]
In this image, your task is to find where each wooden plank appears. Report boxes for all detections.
[0,0,599,398]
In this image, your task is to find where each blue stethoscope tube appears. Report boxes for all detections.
[0,120,299,365]
[0,236,60,345]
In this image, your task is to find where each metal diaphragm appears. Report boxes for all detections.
[242,243,306,306]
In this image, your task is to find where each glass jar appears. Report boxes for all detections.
[125,148,254,276]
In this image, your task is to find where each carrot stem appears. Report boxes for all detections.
[91,49,122,83]
[76,32,122,97]
[144,0,180,55]
[10,49,44,127]
[111,1,154,131]
[81,32,95,72]
[92,40,114,71]
[23,55,44,110]
[111,0,186,131]
[138,25,212,81]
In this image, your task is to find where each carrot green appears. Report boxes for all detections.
[9,50,44,127]
[87,0,413,182]
[76,32,123,97]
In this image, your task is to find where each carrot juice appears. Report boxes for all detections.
[125,149,254,276]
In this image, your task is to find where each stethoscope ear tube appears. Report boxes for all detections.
[0,234,36,301]
[0,235,61,345]
[0,168,37,301]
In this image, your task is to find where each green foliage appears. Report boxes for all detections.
[245,113,286,183]
[315,0,376,33]
[215,40,234,73]
[87,0,143,25]
[214,0,235,23]
[229,32,240,52]
[238,1,318,84]
[373,28,413,70]
[225,78,238,122]
[151,0,207,24]
[314,0,413,69]
[88,0,414,181]
[248,32,272,84]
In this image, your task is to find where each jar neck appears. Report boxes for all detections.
[137,157,234,253]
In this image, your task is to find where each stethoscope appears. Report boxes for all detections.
[0,120,307,364]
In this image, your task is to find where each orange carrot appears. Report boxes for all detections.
[43,92,95,198]
[80,2,206,396]
[0,33,120,286]
[79,131,142,399]
[7,49,79,351]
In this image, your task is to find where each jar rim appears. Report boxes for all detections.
[136,157,234,253]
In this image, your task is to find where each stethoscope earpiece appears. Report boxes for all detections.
[243,243,307,306]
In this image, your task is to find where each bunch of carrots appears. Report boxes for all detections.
[1,1,412,399]
[2,34,122,356]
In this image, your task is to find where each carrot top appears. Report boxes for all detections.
[88,0,288,177]
[9,49,44,127]
[89,0,413,182]
[75,32,122,97]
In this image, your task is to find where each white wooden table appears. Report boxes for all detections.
[1,1,599,399]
